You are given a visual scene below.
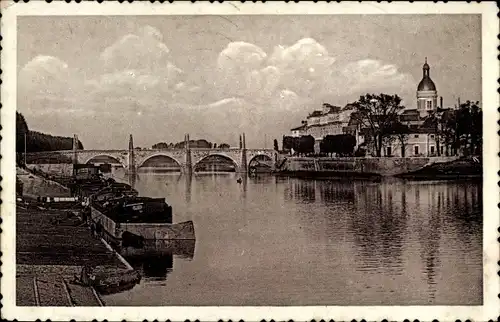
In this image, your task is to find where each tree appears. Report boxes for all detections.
[321,134,356,156]
[437,101,482,156]
[296,135,315,155]
[273,139,279,151]
[152,142,169,149]
[219,143,230,149]
[16,112,29,153]
[282,136,295,152]
[388,122,410,157]
[455,101,482,155]
[351,94,405,157]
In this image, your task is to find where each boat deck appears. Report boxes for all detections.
[16,207,126,306]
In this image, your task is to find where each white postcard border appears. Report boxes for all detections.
[1,1,498,321]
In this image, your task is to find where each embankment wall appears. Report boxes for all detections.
[26,164,74,176]
[280,156,459,176]
[17,167,71,197]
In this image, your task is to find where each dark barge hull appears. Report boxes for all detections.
[90,206,195,256]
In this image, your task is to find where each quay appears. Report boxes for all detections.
[16,205,128,306]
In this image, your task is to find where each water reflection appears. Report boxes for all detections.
[185,172,192,203]
[107,169,482,306]
[285,178,482,295]
[122,240,196,281]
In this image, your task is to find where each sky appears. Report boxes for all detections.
[17,15,481,149]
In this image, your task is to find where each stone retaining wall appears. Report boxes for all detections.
[27,164,74,176]
[17,168,71,197]
[281,156,459,176]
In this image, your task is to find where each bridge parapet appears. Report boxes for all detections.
[26,147,278,173]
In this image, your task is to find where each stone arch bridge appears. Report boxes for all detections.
[26,147,277,174]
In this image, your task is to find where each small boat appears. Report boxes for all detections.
[75,265,141,295]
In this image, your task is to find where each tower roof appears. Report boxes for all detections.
[417,57,436,91]
[417,78,436,91]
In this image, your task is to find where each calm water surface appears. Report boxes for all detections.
[104,170,482,306]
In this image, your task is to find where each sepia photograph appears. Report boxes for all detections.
[1,2,498,321]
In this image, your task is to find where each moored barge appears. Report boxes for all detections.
[87,184,195,255]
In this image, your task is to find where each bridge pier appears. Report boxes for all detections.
[72,134,79,176]
[27,134,278,176]
[184,134,193,174]
[239,133,248,174]
[127,134,136,174]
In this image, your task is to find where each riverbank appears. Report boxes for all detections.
[16,206,126,306]
[276,155,482,180]
[275,170,382,181]
[15,168,140,306]
[396,157,482,180]
[17,167,71,198]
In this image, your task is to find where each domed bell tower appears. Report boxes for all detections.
[416,57,438,118]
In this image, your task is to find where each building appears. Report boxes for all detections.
[288,57,452,157]
[289,103,364,153]
[379,58,444,157]
[416,57,438,118]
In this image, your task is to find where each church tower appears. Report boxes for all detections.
[416,57,438,118]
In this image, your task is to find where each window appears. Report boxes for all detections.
[426,101,433,110]
[414,134,419,138]
[386,146,392,156]
[430,145,435,155]
[414,145,419,155]
[430,134,435,139]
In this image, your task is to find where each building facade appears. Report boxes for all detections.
[289,103,364,153]
[289,58,448,157]
[379,58,444,157]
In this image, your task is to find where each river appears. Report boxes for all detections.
[103,169,482,306]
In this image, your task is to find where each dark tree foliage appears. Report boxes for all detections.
[429,100,482,156]
[282,135,314,155]
[153,139,217,149]
[455,101,482,155]
[351,93,405,157]
[16,112,84,154]
[219,143,230,149]
[25,131,83,152]
[296,135,315,155]
[282,136,295,151]
[152,142,169,149]
[16,112,29,153]
[273,139,279,151]
[320,134,357,156]
[387,121,411,157]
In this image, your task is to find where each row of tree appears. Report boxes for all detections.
[338,94,482,157]
[16,112,84,154]
[152,140,230,149]
[282,134,358,156]
[431,100,482,156]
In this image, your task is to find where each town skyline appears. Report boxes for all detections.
[17,15,481,149]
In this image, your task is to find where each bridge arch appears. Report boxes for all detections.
[248,154,274,174]
[248,154,273,166]
[137,154,183,170]
[193,153,239,172]
[84,154,126,168]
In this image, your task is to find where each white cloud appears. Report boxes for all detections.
[215,38,414,102]
[18,32,416,149]
[100,25,171,72]
[19,55,76,97]
[341,59,414,94]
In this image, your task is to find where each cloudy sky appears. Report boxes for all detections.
[17,15,481,149]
